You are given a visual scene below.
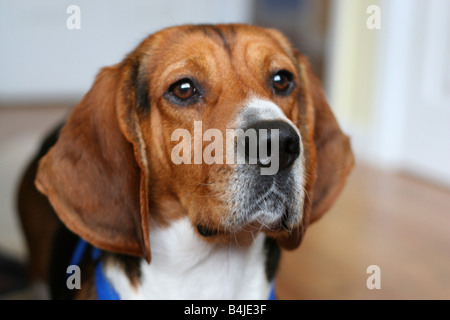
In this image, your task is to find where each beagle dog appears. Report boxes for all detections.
[17,24,353,300]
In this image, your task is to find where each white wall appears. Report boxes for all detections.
[327,0,450,188]
[0,0,253,103]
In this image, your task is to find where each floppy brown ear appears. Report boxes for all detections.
[35,59,151,262]
[305,59,354,223]
[278,55,354,250]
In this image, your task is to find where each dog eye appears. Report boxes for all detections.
[167,78,199,103]
[271,70,294,95]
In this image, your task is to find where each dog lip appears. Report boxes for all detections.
[196,224,218,237]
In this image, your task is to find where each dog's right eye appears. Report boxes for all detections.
[165,78,200,105]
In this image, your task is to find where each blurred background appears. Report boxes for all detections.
[0,0,449,299]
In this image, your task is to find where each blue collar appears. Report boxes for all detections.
[70,239,120,300]
[70,238,276,300]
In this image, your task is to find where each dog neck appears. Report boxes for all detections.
[102,217,273,299]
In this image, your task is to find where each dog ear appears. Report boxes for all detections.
[35,58,152,262]
[278,54,354,250]
[303,58,354,223]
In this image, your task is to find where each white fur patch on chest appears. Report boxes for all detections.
[104,217,271,299]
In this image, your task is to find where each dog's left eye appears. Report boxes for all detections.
[271,70,294,95]
[166,78,199,105]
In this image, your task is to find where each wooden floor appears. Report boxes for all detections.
[276,163,450,300]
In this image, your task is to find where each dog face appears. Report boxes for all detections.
[35,24,353,262]
[138,25,306,239]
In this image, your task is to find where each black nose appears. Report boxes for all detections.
[240,120,301,172]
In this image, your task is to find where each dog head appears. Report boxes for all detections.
[36,24,353,262]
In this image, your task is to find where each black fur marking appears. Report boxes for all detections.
[49,224,86,299]
[49,224,142,298]
[37,122,64,158]
[264,237,281,282]
[196,224,218,237]
[208,26,232,55]
[193,24,232,55]
[130,59,150,114]
[103,252,142,286]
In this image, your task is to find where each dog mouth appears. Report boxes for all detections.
[216,172,304,236]
[196,204,295,239]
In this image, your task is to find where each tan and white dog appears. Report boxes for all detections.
[17,24,353,299]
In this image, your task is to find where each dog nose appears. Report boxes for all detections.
[240,120,300,172]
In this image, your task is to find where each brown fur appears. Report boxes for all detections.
[19,25,353,292]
